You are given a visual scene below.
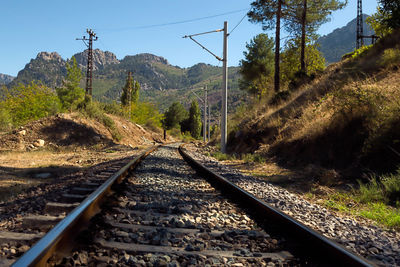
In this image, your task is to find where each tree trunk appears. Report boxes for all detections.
[274,0,282,92]
[300,0,307,73]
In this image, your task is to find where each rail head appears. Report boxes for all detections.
[178,144,375,267]
[12,145,158,267]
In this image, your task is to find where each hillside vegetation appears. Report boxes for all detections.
[228,30,400,175]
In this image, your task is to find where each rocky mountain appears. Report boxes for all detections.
[0,74,14,85]
[7,50,244,112]
[9,52,66,88]
[74,49,120,71]
[318,14,375,64]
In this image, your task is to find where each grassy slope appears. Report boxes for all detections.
[228,30,400,175]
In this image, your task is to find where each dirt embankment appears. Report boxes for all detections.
[0,113,171,152]
[0,112,173,202]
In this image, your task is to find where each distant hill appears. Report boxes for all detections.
[0,74,14,85]
[317,14,375,64]
[7,50,246,114]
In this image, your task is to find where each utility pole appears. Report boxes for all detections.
[183,21,228,153]
[191,88,208,142]
[204,86,207,142]
[356,0,378,49]
[76,29,98,97]
[221,21,228,153]
[128,71,132,120]
[356,0,364,49]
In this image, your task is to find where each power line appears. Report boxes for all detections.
[98,8,248,32]
[229,9,249,36]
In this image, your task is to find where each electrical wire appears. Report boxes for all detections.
[229,9,250,36]
[98,8,249,32]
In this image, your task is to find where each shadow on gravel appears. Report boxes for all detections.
[0,155,135,221]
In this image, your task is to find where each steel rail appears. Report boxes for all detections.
[12,146,159,267]
[178,144,375,267]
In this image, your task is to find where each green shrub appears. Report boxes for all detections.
[381,169,400,205]
[351,45,373,59]
[380,48,400,67]
[100,101,124,116]
[0,82,61,128]
[131,102,163,128]
[358,168,400,206]
[359,202,400,228]
[0,108,12,130]
[358,177,386,203]
[79,100,122,141]
[242,153,265,163]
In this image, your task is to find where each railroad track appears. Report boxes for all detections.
[4,144,373,266]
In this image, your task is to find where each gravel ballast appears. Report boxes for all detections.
[183,144,400,266]
[56,144,301,266]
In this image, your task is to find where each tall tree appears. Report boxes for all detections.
[56,56,84,111]
[239,33,275,98]
[132,80,140,105]
[188,100,202,139]
[285,0,346,73]
[248,0,287,92]
[162,102,188,130]
[379,0,400,29]
[121,71,134,107]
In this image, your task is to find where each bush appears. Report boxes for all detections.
[242,153,265,164]
[100,101,124,117]
[380,47,400,67]
[351,45,373,59]
[358,168,400,206]
[131,102,163,129]
[0,109,12,130]
[79,100,122,141]
[358,177,386,203]
[359,203,400,228]
[0,82,61,129]
[381,169,400,205]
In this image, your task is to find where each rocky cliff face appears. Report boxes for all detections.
[73,49,120,71]
[9,52,67,88]
[0,74,15,85]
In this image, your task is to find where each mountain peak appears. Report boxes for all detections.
[131,53,169,65]
[36,52,63,62]
[317,15,375,64]
[73,49,119,71]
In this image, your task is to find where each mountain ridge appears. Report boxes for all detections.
[317,14,375,64]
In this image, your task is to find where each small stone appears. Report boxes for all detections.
[34,139,45,147]
[35,172,52,179]
[17,130,26,136]
[115,230,129,238]
[18,245,30,253]
[369,247,379,254]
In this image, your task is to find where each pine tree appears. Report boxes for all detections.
[285,0,346,73]
[248,0,286,92]
[189,100,202,139]
[239,33,274,98]
[163,102,188,130]
[132,80,140,105]
[121,71,134,107]
[379,0,400,29]
[56,56,84,111]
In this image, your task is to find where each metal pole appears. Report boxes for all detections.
[221,21,228,153]
[204,86,207,142]
[206,84,210,141]
[208,97,211,141]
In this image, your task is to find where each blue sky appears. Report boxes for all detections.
[1,0,378,76]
